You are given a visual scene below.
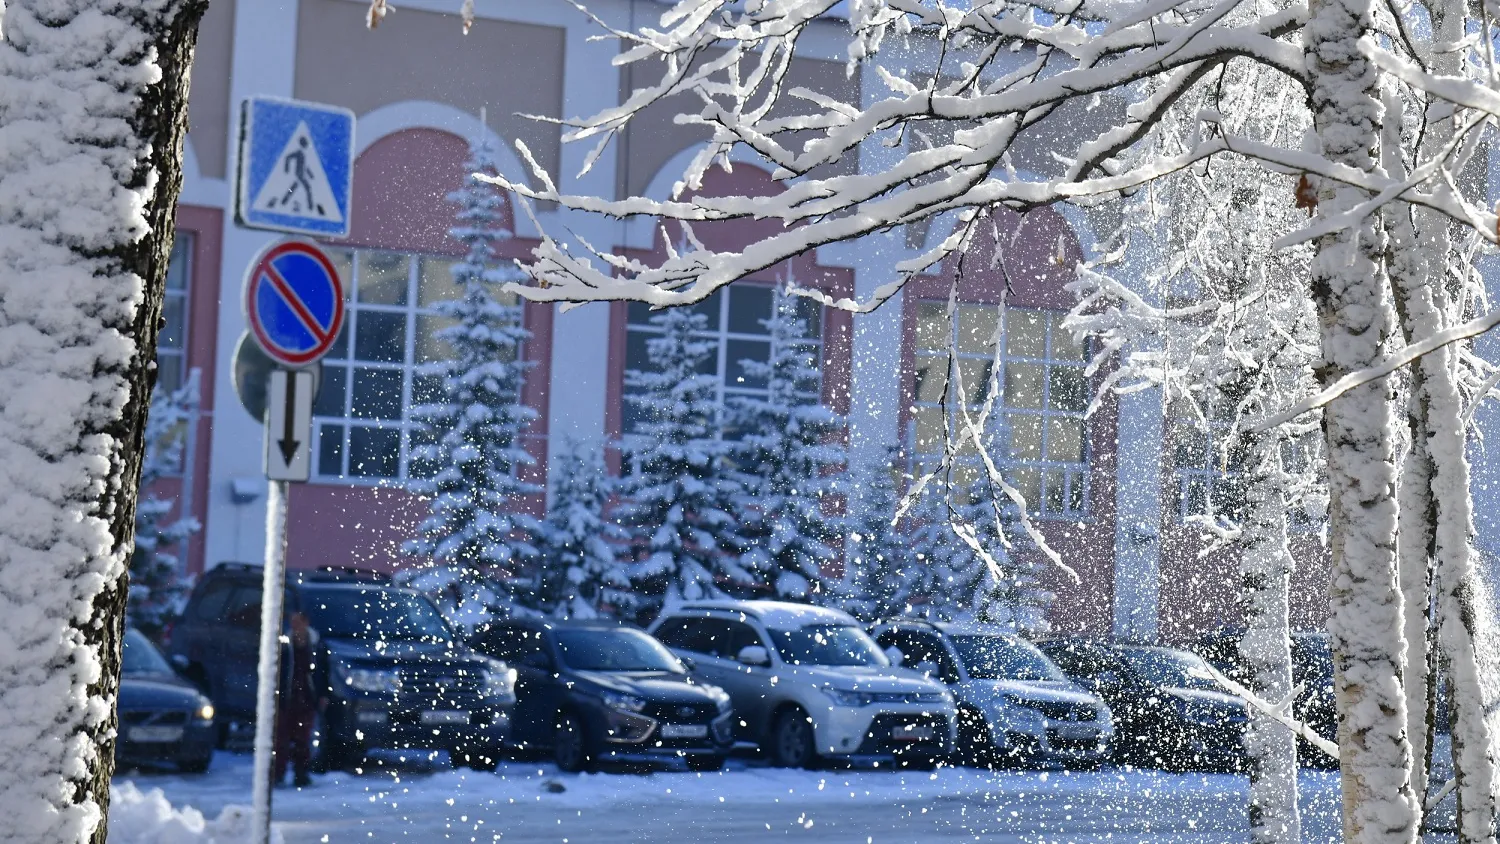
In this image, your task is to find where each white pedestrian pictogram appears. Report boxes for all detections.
[250,121,345,224]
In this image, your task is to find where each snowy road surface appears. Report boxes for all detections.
[115,752,1344,843]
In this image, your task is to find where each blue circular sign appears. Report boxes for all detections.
[243,239,345,367]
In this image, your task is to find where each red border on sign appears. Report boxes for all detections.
[244,240,346,367]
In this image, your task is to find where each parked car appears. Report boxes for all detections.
[649,600,957,769]
[469,618,735,772]
[1037,638,1248,771]
[167,564,517,770]
[117,628,217,773]
[871,620,1112,768]
[1191,629,1338,768]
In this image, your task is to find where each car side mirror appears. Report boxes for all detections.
[884,646,905,666]
[737,645,771,667]
[171,653,190,670]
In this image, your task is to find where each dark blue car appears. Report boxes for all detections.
[117,628,216,772]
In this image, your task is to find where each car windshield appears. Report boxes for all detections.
[769,624,887,667]
[950,634,1066,681]
[554,628,684,672]
[301,588,453,642]
[1122,648,1223,692]
[122,629,175,676]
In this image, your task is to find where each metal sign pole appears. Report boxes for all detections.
[251,478,289,844]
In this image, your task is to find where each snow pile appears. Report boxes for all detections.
[108,782,281,844]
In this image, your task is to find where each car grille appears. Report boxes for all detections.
[120,710,188,726]
[1017,699,1098,723]
[857,713,950,754]
[643,701,718,723]
[1048,731,1104,752]
[395,669,484,706]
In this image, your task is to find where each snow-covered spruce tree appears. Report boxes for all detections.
[128,379,202,637]
[534,439,628,619]
[404,136,542,610]
[471,2,1500,837]
[728,287,846,601]
[961,474,1053,633]
[0,2,207,841]
[616,306,749,608]
[839,449,918,624]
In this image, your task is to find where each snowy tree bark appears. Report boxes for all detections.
[0,1,206,842]
[1304,0,1420,838]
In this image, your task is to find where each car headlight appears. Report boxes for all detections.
[195,700,215,722]
[822,685,874,707]
[339,665,400,694]
[600,690,648,713]
[481,660,517,698]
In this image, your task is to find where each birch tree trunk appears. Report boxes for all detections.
[1305,0,1420,839]
[0,2,205,842]
[1237,438,1303,844]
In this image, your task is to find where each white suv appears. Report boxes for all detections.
[649,600,957,768]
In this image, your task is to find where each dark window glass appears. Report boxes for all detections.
[351,368,403,420]
[318,424,344,477]
[1118,647,1223,692]
[314,366,347,417]
[354,311,406,363]
[768,624,886,667]
[950,634,1065,682]
[726,339,770,389]
[122,629,175,676]
[223,587,263,630]
[189,581,233,621]
[727,286,773,333]
[554,628,685,672]
[348,426,399,478]
[1048,366,1088,413]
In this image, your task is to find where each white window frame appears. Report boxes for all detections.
[908,303,1091,519]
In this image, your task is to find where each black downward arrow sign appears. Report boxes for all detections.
[277,373,300,466]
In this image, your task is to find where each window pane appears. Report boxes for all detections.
[726,339,770,389]
[627,301,655,327]
[415,314,456,363]
[1006,311,1048,358]
[914,356,948,404]
[1007,466,1042,512]
[351,367,404,420]
[1184,475,1209,517]
[314,366,348,418]
[956,357,993,406]
[913,406,945,455]
[1050,312,1087,361]
[625,329,652,371]
[348,426,400,478]
[411,373,444,407]
[956,305,1000,355]
[155,355,183,396]
[318,424,344,477]
[1004,362,1044,409]
[326,316,350,361]
[727,286,773,334]
[418,257,461,307]
[1175,430,1210,468]
[1044,469,1067,514]
[691,290,724,329]
[915,302,948,352]
[1046,417,1084,463]
[795,299,822,339]
[165,238,191,290]
[160,296,186,351]
[1068,472,1086,512]
[326,250,354,300]
[1048,365,1088,412]
[1007,414,1043,461]
[354,310,407,363]
[358,252,409,306]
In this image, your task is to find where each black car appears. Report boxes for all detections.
[1037,638,1248,771]
[167,564,516,770]
[117,628,216,772]
[470,619,735,773]
[1192,629,1338,768]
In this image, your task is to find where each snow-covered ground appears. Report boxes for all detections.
[114,751,1348,843]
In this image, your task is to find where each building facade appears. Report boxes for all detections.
[166,0,1492,640]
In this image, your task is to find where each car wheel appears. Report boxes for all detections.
[553,712,593,773]
[685,754,725,772]
[769,709,818,769]
[956,707,995,768]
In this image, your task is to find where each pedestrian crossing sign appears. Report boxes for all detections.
[236,97,355,237]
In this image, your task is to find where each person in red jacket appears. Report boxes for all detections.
[275,611,326,788]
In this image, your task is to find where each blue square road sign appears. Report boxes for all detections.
[236,97,355,238]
